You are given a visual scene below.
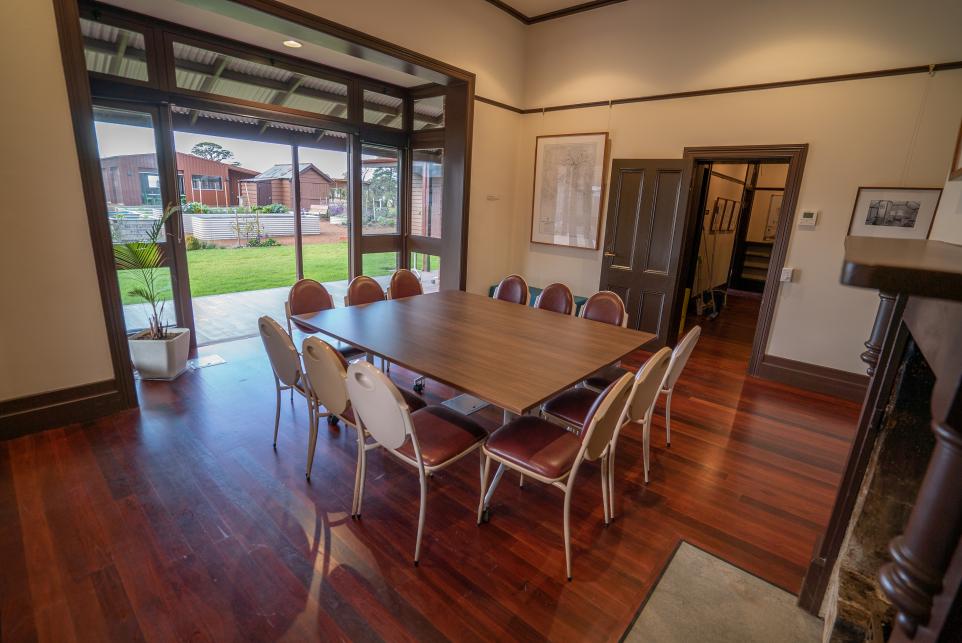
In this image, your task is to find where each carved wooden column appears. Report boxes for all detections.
[880,387,962,638]
[860,292,897,376]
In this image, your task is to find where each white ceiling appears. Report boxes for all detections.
[498,0,597,18]
[101,0,429,87]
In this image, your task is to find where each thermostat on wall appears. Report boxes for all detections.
[798,210,819,229]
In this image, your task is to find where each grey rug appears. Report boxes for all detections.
[623,542,822,643]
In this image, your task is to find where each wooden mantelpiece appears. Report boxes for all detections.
[799,237,962,640]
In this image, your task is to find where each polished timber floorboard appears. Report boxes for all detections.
[1,295,859,641]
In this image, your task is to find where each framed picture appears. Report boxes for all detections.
[530,132,609,249]
[708,198,723,233]
[764,192,783,241]
[725,200,740,232]
[951,119,962,181]
[848,187,942,239]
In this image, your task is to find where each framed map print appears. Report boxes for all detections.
[530,132,609,250]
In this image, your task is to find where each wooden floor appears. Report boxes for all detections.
[0,294,860,641]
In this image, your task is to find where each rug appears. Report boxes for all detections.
[622,542,823,643]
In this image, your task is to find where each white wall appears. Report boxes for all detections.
[508,0,962,374]
[0,0,114,401]
[930,172,962,244]
[698,165,747,291]
[508,71,962,374]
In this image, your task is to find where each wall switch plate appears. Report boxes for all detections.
[798,210,819,229]
[780,267,795,282]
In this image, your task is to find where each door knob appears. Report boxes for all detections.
[603,251,615,257]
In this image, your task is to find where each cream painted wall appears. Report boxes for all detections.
[698,166,747,291]
[0,0,114,400]
[523,0,962,107]
[509,71,962,374]
[930,172,962,244]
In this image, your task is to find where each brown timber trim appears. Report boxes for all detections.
[481,0,629,25]
[755,355,869,403]
[0,380,127,440]
[681,145,807,377]
[474,61,962,115]
[475,94,524,114]
[51,0,138,411]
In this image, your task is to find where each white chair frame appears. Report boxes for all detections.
[258,315,311,451]
[478,373,634,580]
[346,361,485,565]
[657,325,701,447]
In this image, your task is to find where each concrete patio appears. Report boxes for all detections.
[123,271,439,346]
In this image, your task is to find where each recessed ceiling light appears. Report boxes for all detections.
[282,39,302,48]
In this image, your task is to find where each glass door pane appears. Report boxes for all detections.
[360,144,400,235]
[173,112,297,345]
[410,253,440,293]
[297,139,350,289]
[411,149,443,239]
[93,105,176,334]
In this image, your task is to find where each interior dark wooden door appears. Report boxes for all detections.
[600,159,690,347]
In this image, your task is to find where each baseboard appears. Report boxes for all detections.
[756,355,868,403]
[0,379,128,440]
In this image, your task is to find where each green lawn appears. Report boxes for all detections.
[117,242,397,304]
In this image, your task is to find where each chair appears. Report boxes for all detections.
[478,373,634,580]
[659,326,701,447]
[346,360,487,565]
[258,316,311,449]
[579,290,628,327]
[387,269,423,299]
[534,282,574,315]
[579,291,630,390]
[344,275,386,307]
[493,274,529,305]
[285,279,363,364]
[301,337,426,512]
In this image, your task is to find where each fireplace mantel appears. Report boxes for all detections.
[799,237,962,641]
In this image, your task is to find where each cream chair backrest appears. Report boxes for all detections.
[581,373,634,462]
[345,360,414,451]
[625,347,673,422]
[301,337,350,417]
[259,315,301,387]
[663,326,702,390]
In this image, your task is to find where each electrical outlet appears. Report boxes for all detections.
[780,267,795,283]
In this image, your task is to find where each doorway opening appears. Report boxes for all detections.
[678,146,807,376]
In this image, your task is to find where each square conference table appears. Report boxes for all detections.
[292,289,655,417]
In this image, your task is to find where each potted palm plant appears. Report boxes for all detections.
[114,204,190,380]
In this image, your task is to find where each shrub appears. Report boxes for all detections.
[184,201,210,214]
[247,237,280,248]
[186,235,217,251]
[251,203,286,214]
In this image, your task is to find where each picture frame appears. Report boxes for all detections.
[708,199,723,233]
[725,200,740,233]
[764,192,783,241]
[951,118,962,181]
[847,187,942,239]
[530,132,609,250]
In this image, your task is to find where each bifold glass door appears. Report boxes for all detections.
[93,104,177,335]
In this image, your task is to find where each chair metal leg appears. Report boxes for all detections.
[664,388,673,446]
[563,484,573,581]
[643,415,651,484]
[482,463,506,510]
[414,467,427,565]
[601,455,610,526]
[519,473,524,488]
[477,453,491,524]
[272,378,281,448]
[306,403,319,480]
[352,428,364,516]
[356,437,368,517]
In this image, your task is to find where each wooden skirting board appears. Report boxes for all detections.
[0,379,128,440]
[756,355,868,403]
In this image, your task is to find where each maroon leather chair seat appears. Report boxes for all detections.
[396,406,488,467]
[346,275,386,306]
[581,291,626,326]
[584,365,631,392]
[542,387,601,429]
[389,269,423,299]
[484,415,583,479]
[535,282,574,315]
[493,274,528,305]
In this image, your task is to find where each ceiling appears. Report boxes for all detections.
[101,0,431,87]
[487,0,627,22]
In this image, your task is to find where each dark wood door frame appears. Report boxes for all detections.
[679,145,808,375]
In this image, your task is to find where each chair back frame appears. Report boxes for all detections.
[663,326,702,391]
[346,360,417,452]
[579,291,628,327]
[301,337,352,419]
[259,316,303,388]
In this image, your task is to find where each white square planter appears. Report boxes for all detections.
[129,328,190,380]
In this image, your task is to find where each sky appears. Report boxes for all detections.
[94,122,349,178]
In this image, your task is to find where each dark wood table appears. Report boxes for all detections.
[292,289,654,416]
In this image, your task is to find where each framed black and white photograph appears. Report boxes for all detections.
[530,132,609,249]
[847,187,942,240]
